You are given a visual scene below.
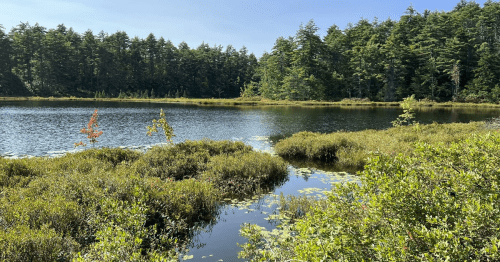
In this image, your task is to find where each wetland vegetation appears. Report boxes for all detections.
[0,98,499,261]
[238,97,500,261]
[0,140,288,261]
[2,0,500,260]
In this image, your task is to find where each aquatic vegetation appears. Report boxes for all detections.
[0,139,287,261]
[275,121,489,170]
[240,132,500,261]
[202,151,288,197]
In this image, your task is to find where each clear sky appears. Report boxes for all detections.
[0,0,491,57]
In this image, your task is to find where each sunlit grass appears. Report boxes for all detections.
[275,121,492,170]
[2,96,500,108]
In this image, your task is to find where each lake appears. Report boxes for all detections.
[1,101,499,157]
[1,100,499,261]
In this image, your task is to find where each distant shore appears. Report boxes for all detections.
[2,96,500,108]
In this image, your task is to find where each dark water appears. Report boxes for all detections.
[1,100,499,156]
[1,101,499,261]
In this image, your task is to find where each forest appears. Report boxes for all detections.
[1,0,500,102]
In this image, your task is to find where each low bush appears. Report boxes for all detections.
[133,146,210,180]
[133,139,253,181]
[202,151,288,196]
[275,121,489,170]
[275,131,358,162]
[0,138,281,260]
[175,139,253,156]
[0,158,41,187]
[0,224,79,262]
[240,132,500,261]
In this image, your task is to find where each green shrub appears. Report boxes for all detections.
[143,177,220,226]
[275,131,359,161]
[0,224,79,262]
[134,140,253,181]
[202,151,288,196]
[0,195,83,236]
[133,146,210,180]
[175,139,253,156]
[0,158,41,187]
[275,121,489,170]
[0,139,283,260]
[60,147,141,167]
[74,199,177,262]
[240,132,500,261]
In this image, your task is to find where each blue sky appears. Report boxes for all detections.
[0,0,491,57]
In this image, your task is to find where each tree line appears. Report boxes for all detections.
[249,0,500,102]
[2,0,500,102]
[0,23,258,98]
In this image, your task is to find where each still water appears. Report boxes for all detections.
[1,100,499,156]
[1,101,499,261]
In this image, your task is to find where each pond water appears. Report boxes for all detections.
[1,101,499,157]
[1,101,499,261]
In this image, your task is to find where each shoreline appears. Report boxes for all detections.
[2,96,500,108]
[0,142,170,159]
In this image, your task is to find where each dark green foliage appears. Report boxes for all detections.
[4,23,258,98]
[4,1,500,101]
[256,2,500,102]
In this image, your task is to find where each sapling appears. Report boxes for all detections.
[75,109,103,148]
[146,109,175,144]
[392,95,417,127]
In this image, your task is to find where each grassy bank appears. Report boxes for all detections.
[0,140,288,261]
[2,96,500,108]
[275,121,496,171]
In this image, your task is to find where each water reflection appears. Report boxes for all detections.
[181,166,360,261]
[1,101,499,157]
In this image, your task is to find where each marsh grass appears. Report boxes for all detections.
[3,96,500,108]
[275,121,490,170]
[0,139,288,261]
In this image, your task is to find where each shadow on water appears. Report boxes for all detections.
[176,171,291,261]
[178,165,360,261]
